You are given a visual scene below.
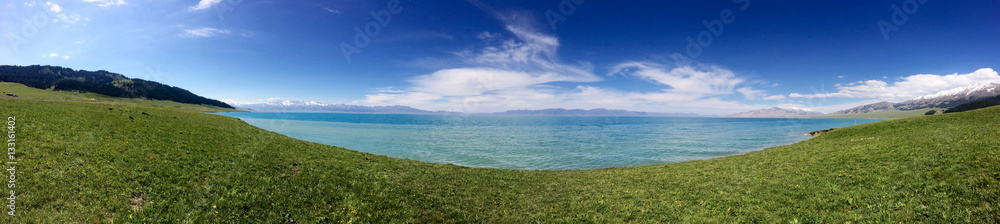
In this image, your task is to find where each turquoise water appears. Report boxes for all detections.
[215,112,885,170]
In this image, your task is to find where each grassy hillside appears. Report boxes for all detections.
[1,82,238,112]
[0,65,234,109]
[2,97,997,223]
[946,96,1000,114]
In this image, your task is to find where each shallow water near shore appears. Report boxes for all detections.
[216,112,885,170]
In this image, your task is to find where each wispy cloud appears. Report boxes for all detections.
[789,68,1000,101]
[612,62,743,95]
[373,87,405,93]
[182,27,231,38]
[762,95,787,100]
[189,0,221,11]
[45,2,85,24]
[82,0,126,7]
[322,7,340,14]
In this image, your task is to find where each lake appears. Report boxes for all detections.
[215,112,885,170]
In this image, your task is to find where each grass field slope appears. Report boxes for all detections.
[2,97,997,223]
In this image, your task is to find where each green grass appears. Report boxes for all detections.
[0,82,239,112]
[2,97,997,223]
[812,109,943,119]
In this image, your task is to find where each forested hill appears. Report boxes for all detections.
[0,65,233,109]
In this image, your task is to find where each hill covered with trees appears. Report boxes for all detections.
[944,95,1000,114]
[0,65,232,108]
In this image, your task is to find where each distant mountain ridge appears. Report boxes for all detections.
[233,100,707,117]
[492,108,704,117]
[0,65,233,108]
[833,82,1000,114]
[726,107,823,118]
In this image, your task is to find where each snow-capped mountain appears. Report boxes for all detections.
[726,107,823,118]
[900,82,1000,109]
[914,82,1000,100]
[834,82,1000,114]
[231,100,438,114]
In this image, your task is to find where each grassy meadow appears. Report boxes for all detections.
[1,96,997,223]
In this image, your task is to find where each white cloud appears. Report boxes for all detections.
[44,53,70,59]
[82,0,125,7]
[189,0,221,11]
[789,68,1000,101]
[408,68,593,97]
[47,1,61,13]
[613,62,743,95]
[44,2,84,24]
[612,62,783,102]
[762,95,787,100]
[182,27,231,37]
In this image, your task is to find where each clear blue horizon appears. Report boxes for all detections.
[2,0,998,115]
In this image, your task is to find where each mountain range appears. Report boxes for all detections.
[491,108,704,117]
[722,82,1000,118]
[832,82,1000,114]
[232,100,708,117]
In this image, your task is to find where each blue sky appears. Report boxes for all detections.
[2,0,998,115]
